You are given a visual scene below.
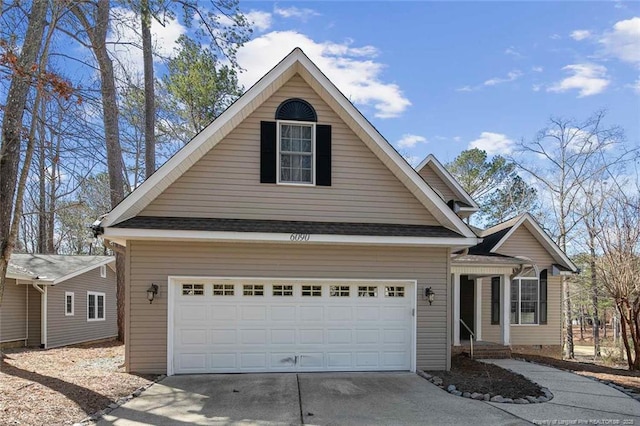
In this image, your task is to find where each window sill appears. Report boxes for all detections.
[87,318,106,322]
[276,181,316,187]
[510,323,540,326]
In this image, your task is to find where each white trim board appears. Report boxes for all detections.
[100,48,477,241]
[103,227,478,250]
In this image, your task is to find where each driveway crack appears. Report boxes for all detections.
[296,373,305,425]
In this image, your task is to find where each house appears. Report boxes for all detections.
[416,155,577,356]
[96,48,576,375]
[0,254,117,349]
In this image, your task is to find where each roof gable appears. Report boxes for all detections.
[138,74,439,226]
[415,155,479,212]
[101,48,476,239]
[474,214,577,272]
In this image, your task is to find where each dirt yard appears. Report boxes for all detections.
[0,341,155,426]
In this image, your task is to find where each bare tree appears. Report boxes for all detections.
[595,185,640,370]
[0,0,48,304]
[515,111,630,359]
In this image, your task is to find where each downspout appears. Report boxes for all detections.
[32,283,46,348]
[25,285,29,347]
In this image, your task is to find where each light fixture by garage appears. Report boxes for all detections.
[147,283,159,304]
[424,287,435,305]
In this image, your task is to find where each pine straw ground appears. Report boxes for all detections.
[0,341,154,426]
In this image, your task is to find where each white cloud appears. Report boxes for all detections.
[547,63,610,97]
[570,30,591,41]
[504,46,523,57]
[550,34,562,40]
[274,6,320,22]
[532,84,543,92]
[246,10,272,32]
[532,66,544,73]
[468,132,515,155]
[629,77,640,94]
[453,136,462,142]
[456,85,474,92]
[483,70,523,86]
[235,31,411,118]
[599,17,640,66]
[108,7,186,74]
[396,134,427,149]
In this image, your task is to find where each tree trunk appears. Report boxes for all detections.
[71,0,126,340]
[563,276,574,358]
[0,0,48,305]
[142,0,155,179]
[590,231,600,357]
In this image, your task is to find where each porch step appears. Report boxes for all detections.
[452,343,512,359]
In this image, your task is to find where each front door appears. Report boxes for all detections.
[459,275,475,340]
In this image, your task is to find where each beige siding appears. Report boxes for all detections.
[46,266,117,348]
[495,226,555,266]
[481,225,562,346]
[0,279,27,343]
[140,75,437,226]
[418,164,458,203]
[127,241,450,374]
[27,285,41,347]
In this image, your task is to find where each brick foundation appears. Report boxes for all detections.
[511,344,562,358]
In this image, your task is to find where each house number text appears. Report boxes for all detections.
[290,233,310,241]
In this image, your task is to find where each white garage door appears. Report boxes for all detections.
[169,279,415,374]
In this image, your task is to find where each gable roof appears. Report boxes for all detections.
[415,154,479,211]
[100,48,477,241]
[471,213,578,272]
[6,254,115,284]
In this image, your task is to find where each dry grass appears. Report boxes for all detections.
[0,341,154,426]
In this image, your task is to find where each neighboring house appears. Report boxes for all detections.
[0,254,117,349]
[96,48,576,375]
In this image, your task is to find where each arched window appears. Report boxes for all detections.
[275,98,317,122]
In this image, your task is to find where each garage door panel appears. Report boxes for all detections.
[211,329,236,344]
[299,306,323,321]
[271,306,296,321]
[299,329,324,344]
[172,280,414,374]
[241,305,267,320]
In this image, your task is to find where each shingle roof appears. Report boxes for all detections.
[7,254,114,282]
[112,216,463,238]
[468,227,512,255]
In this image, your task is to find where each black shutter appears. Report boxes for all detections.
[316,124,331,186]
[491,277,500,325]
[260,121,277,183]
[540,269,548,324]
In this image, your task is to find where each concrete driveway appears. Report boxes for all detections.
[98,372,526,425]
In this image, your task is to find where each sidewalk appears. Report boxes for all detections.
[484,359,640,424]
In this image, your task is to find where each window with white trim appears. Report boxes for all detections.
[302,285,322,297]
[100,265,106,278]
[358,286,378,297]
[279,122,314,184]
[87,291,105,321]
[329,285,350,297]
[385,286,405,297]
[182,284,204,296]
[243,284,264,296]
[273,285,293,296]
[511,267,542,325]
[213,284,234,296]
[65,292,74,316]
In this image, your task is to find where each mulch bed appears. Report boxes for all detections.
[0,341,155,426]
[426,354,544,399]
[515,353,640,394]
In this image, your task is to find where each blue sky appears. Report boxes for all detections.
[220,1,639,165]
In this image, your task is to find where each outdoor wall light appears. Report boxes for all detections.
[424,287,435,305]
[147,283,159,304]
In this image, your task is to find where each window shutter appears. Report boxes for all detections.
[260,121,277,183]
[540,269,548,324]
[491,277,500,325]
[316,124,332,186]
